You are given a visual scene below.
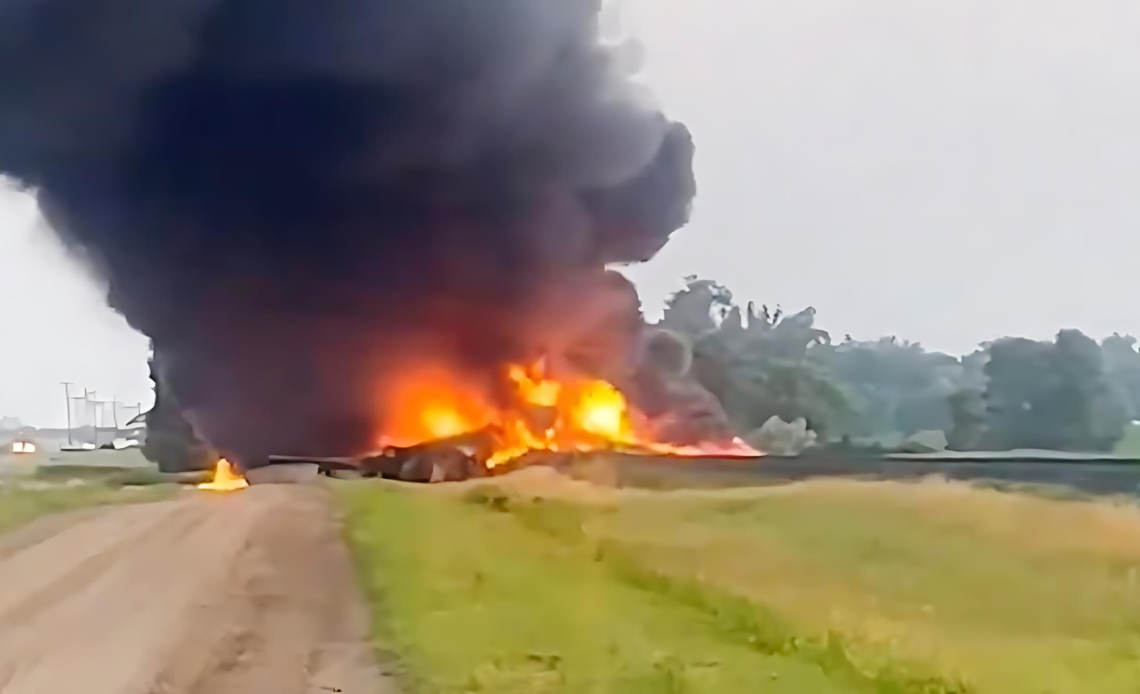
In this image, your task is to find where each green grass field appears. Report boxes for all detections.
[0,452,181,536]
[338,471,1140,694]
[0,481,173,537]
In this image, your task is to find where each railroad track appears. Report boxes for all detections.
[562,454,1140,497]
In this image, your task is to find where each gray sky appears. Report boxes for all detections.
[622,0,1140,347]
[3,0,1140,426]
[0,183,152,428]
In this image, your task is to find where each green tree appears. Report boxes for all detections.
[659,277,735,337]
[981,331,1127,451]
[1101,333,1140,420]
[657,276,1131,453]
[946,350,988,450]
[947,388,987,450]
[661,278,846,437]
[818,337,961,439]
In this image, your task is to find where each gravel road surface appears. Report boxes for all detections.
[0,485,392,694]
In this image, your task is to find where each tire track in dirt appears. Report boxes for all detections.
[0,485,393,694]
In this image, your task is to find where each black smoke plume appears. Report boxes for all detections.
[0,0,697,463]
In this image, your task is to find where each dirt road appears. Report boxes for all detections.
[0,486,394,694]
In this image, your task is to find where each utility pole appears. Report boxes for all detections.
[69,394,86,447]
[91,399,116,445]
[88,391,97,446]
[60,382,74,445]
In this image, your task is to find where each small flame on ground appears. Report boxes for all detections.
[197,458,250,492]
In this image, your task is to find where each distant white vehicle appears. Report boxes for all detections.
[112,413,147,450]
[120,412,147,442]
[10,440,36,454]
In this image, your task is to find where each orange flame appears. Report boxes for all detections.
[572,380,630,441]
[508,361,562,407]
[379,365,491,448]
[378,359,761,470]
[197,458,250,492]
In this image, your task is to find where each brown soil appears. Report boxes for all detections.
[0,485,395,694]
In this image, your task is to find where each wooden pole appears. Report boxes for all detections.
[60,382,74,445]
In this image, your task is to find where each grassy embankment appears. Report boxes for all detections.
[338,471,1140,694]
[0,464,178,537]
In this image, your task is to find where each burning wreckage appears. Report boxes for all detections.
[163,325,760,484]
[270,346,759,484]
[0,0,759,483]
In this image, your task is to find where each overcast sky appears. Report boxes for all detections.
[4,0,1140,426]
[0,184,152,428]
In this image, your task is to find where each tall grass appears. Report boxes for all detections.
[339,483,873,693]
[337,479,984,693]
[339,474,1140,693]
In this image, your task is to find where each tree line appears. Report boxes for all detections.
[657,277,1138,453]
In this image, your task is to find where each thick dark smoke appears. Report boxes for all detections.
[0,0,698,463]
